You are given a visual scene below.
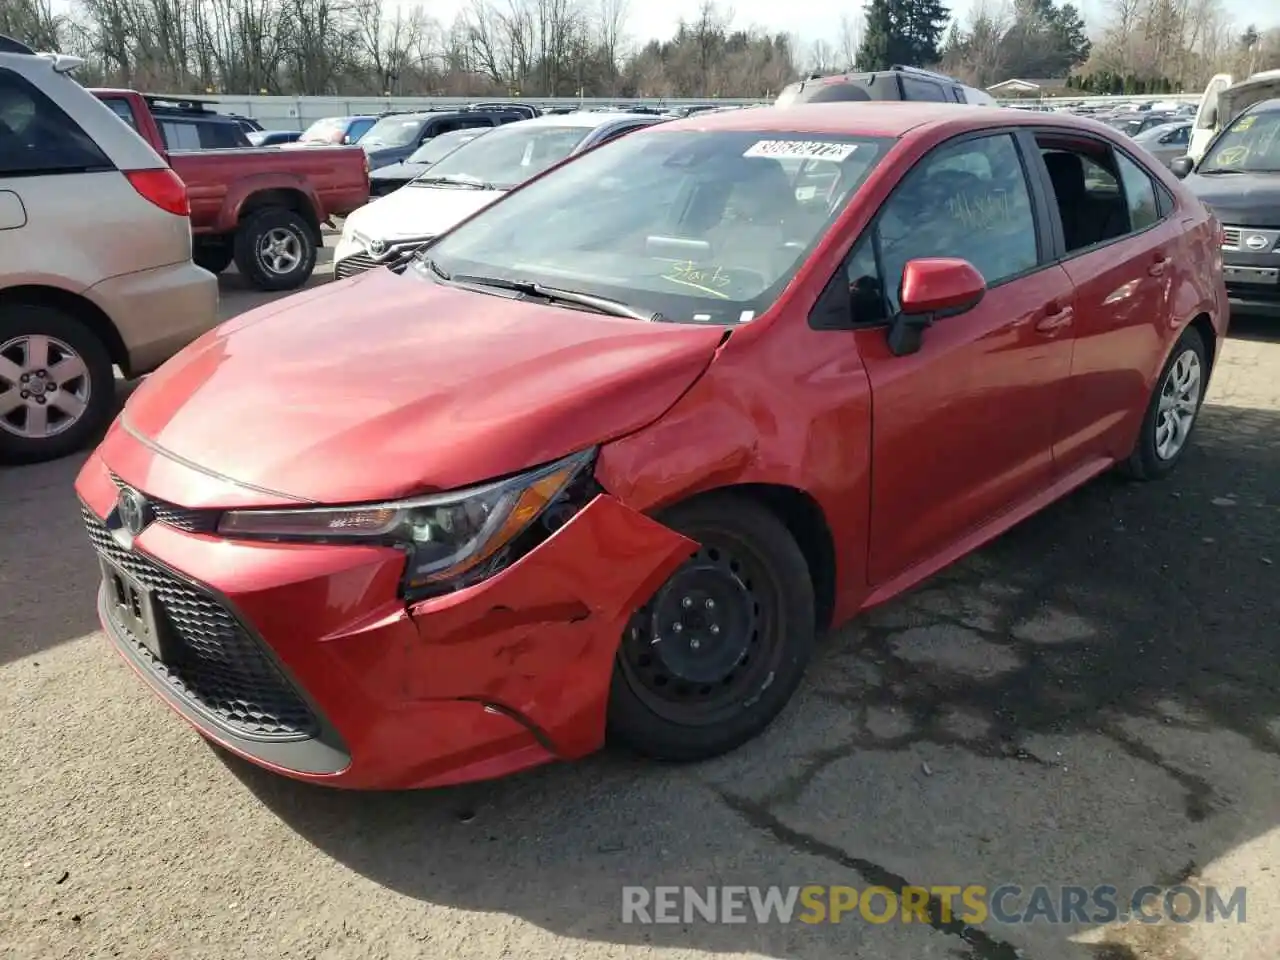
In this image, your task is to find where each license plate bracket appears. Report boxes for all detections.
[101,558,172,662]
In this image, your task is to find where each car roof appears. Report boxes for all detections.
[373,112,435,122]
[657,102,1132,141]
[1134,120,1188,138]
[514,111,648,129]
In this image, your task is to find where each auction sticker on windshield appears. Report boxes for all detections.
[743,140,858,162]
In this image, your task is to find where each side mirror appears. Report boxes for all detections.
[887,258,985,357]
[1204,105,1217,127]
[1169,156,1194,179]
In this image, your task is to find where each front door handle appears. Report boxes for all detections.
[1036,304,1074,334]
[1149,255,1170,277]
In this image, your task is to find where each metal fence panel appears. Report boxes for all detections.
[167,92,1201,130]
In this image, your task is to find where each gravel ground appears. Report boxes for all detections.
[2,273,1278,960]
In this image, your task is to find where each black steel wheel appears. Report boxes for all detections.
[608,494,816,761]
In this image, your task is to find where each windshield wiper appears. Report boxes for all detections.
[412,175,500,190]
[1198,167,1245,174]
[451,274,664,322]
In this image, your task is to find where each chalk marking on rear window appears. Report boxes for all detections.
[743,140,858,162]
[738,310,755,323]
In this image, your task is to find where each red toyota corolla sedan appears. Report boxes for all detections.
[77,103,1228,789]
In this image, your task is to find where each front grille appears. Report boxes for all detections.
[1222,227,1242,250]
[335,253,380,278]
[83,507,317,740]
[336,240,429,280]
[108,473,218,533]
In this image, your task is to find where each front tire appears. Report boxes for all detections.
[607,495,816,761]
[1121,326,1208,480]
[0,304,114,464]
[233,208,317,291]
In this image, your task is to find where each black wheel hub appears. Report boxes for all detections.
[620,545,763,711]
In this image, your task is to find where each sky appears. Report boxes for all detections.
[413,0,1279,46]
[44,0,1280,49]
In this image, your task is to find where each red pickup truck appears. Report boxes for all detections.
[92,90,370,290]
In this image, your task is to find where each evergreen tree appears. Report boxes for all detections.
[858,0,952,70]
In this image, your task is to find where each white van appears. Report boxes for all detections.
[1189,68,1280,162]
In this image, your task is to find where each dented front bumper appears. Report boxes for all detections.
[76,448,695,789]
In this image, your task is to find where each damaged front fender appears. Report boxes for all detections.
[406,494,697,759]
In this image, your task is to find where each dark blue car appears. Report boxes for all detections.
[359,110,523,170]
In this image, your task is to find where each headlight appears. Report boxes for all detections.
[217,449,596,594]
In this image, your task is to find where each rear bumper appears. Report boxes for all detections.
[86,260,219,376]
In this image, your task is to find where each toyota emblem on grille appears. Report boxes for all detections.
[370,238,387,256]
[117,486,150,536]
[1245,235,1269,250]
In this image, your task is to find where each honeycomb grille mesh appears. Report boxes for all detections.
[83,507,317,740]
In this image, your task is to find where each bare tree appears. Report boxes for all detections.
[44,0,803,100]
[597,0,627,73]
[837,11,861,69]
[0,0,67,51]
[806,37,836,75]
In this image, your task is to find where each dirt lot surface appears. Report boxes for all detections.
[2,262,1278,960]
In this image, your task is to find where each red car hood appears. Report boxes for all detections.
[120,269,725,504]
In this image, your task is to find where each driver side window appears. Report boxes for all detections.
[842,133,1039,322]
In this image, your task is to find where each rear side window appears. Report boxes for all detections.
[102,97,138,130]
[900,77,948,102]
[196,120,248,149]
[0,68,113,176]
[158,119,201,150]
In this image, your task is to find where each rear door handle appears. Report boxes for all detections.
[1036,303,1074,334]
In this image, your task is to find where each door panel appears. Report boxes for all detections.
[843,131,1077,585]
[857,266,1076,583]
[1051,228,1177,470]
[1040,150,1179,473]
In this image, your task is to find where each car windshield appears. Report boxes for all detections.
[406,128,488,164]
[299,117,345,142]
[415,123,594,189]
[421,129,893,324]
[361,116,427,148]
[1201,109,1280,172]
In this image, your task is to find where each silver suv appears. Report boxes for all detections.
[0,35,218,464]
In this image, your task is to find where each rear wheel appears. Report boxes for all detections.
[607,495,816,761]
[233,207,317,291]
[0,304,114,464]
[1121,326,1208,480]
